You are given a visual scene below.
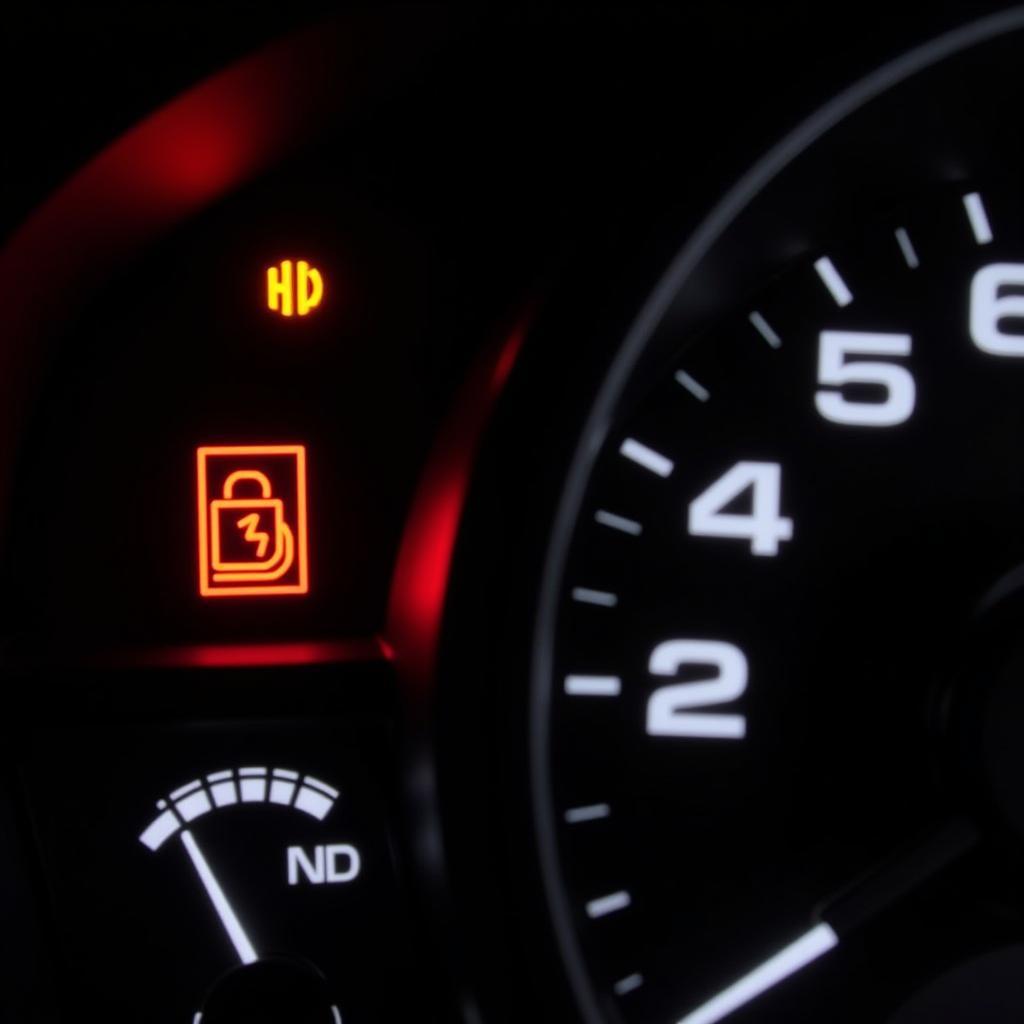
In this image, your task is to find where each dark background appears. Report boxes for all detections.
[0,4,1012,242]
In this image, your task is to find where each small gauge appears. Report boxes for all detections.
[20,712,422,1023]
[138,764,353,1022]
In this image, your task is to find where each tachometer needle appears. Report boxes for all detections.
[677,923,838,1024]
[677,818,978,1024]
[179,829,259,965]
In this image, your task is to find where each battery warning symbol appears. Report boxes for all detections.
[197,445,309,597]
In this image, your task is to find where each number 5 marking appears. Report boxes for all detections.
[815,330,915,427]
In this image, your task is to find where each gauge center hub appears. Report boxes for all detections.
[200,958,337,1024]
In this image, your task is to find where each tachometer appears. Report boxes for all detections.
[533,10,1024,1023]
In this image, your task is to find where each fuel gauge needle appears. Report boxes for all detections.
[677,817,978,1024]
[179,829,259,966]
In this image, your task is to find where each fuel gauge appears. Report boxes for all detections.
[139,765,355,1022]
[19,705,421,1023]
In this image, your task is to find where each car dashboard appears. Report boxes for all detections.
[3,6,1024,1023]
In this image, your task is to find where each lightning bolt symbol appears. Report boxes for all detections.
[236,513,270,559]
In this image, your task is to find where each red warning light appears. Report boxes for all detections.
[266,259,323,317]
[197,445,309,597]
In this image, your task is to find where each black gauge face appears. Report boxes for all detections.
[534,14,1024,1024]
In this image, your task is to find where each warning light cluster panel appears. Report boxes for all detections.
[2,120,486,649]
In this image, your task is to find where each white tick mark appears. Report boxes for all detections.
[571,587,619,608]
[675,370,710,402]
[595,510,643,536]
[749,311,781,349]
[894,227,920,268]
[586,890,632,919]
[814,256,853,307]
[619,438,674,478]
[564,676,621,697]
[963,191,993,245]
[565,803,612,823]
[614,974,645,997]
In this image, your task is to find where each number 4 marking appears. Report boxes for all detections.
[688,461,793,557]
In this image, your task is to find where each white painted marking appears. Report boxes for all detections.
[963,191,993,245]
[139,809,181,852]
[209,780,239,808]
[180,829,259,966]
[565,803,612,824]
[814,256,853,307]
[894,227,920,268]
[207,770,232,783]
[273,768,299,780]
[675,370,710,402]
[175,789,213,823]
[304,775,340,799]
[170,780,203,801]
[749,311,781,349]
[269,779,297,806]
[677,923,839,1024]
[615,974,645,997]
[565,675,621,697]
[619,438,674,478]
[586,890,632,919]
[239,777,267,803]
[572,587,619,608]
[294,786,334,821]
[595,510,643,536]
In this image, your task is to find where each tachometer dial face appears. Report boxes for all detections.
[534,12,1024,1024]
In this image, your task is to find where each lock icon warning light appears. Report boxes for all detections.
[197,445,309,597]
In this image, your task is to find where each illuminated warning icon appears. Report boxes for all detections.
[266,259,323,317]
[197,445,309,597]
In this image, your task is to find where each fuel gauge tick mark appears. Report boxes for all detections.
[139,767,339,850]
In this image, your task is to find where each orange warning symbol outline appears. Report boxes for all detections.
[197,444,309,597]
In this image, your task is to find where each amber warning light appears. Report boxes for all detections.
[266,259,323,317]
[197,445,309,597]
